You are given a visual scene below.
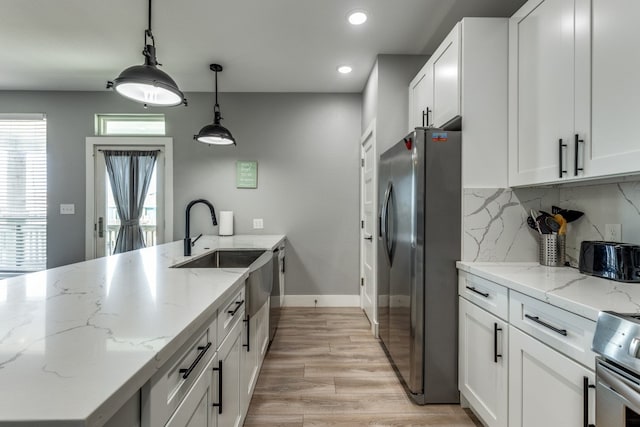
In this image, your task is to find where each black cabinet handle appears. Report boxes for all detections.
[525,314,567,336]
[426,107,431,127]
[179,342,211,379]
[465,286,489,298]
[574,134,584,176]
[228,299,244,316]
[583,376,595,427]
[243,315,251,352]
[494,323,502,363]
[364,236,373,241]
[559,139,567,178]
[422,110,427,127]
[212,360,223,414]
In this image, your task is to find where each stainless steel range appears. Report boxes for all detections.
[592,311,640,426]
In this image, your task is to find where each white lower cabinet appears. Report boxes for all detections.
[166,354,217,427]
[217,311,243,427]
[142,282,271,427]
[459,297,508,427]
[508,326,596,427]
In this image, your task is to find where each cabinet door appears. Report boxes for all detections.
[509,326,595,427]
[459,298,508,427]
[432,23,460,128]
[165,355,216,427]
[240,311,259,419]
[217,315,243,427]
[590,0,640,177]
[408,62,434,131]
[508,0,589,186]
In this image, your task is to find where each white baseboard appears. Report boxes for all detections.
[284,295,360,307]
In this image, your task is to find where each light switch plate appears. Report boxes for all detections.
[253,218,264,229]
[60,204,75,215]
[605,224,622,242]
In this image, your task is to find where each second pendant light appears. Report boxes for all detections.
[194,64,236,146]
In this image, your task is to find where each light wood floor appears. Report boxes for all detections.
[244,307,482,427]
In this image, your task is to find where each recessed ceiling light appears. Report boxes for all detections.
[337,65,353,74]
[347,10,368,26]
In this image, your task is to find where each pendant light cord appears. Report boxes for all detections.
[214,69,219,110]
[144,0,155,47]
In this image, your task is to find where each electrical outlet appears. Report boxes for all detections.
[253,218,264,229]
[60,204,75,215]
[605,224,622,242]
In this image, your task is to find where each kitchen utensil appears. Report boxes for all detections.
[554,213,567,235]
[544,216,561,233]
[551,206,584,223]
[530,210,543,234]
[531,209,552,234]
[527,216,540,233]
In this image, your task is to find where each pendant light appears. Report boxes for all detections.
[194,64,236,146]
[106,0,186,107]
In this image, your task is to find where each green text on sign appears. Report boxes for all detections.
[236,161,258,188]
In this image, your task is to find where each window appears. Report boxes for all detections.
[95,114,165,136]
[0,114,47,277]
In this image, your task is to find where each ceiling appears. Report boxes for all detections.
[0,0,526,93]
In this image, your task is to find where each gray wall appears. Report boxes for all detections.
[0,91,361,296]
[376,55,428,153]
[360,55,427,151]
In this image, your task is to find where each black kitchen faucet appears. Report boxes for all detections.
[184,199,217,256]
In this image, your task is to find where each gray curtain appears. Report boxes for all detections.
[103,150,158,254]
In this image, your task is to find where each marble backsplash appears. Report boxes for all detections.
[462,179,640,265]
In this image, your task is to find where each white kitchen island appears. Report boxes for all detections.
[0,235,285,427]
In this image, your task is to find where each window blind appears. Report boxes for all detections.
[0,114,47,276]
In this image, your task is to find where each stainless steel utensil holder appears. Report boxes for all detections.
[539,234,566,267]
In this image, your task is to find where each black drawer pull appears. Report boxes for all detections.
[494,323,503,363]
[228,299,244,316]
[583,376,595,427]
[179,342,211,379]
[525,314,567,336]
[466,286,489,298]
[243,315,251,352]
[212,360,223,414]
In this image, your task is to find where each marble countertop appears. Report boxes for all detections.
[0,234,285,426]
[457,261,640,322]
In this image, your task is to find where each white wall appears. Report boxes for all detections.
[462,179,640,265]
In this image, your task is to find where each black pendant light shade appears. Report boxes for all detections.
[194,64,236,146]
[106,0,186,107]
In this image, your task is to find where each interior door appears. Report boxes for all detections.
[93,143,166,258]
[360,122,377,335]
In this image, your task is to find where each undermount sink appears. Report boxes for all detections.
[172,250,266,269]
[172,249,274,317]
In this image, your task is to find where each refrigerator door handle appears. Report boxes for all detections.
[381,182,392,264]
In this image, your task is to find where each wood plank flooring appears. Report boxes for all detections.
[244,307,482,427]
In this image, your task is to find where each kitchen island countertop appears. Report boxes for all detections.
[457,261,640,321]
[0,234,285,426]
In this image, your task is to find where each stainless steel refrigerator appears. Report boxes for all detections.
[377,127,461,404]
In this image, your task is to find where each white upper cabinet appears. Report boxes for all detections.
[409,60,434,130]
[508,0,590,186]
[409,18,509,188]
[589,0,640,177]
[510,0,640,186]
[432,24,461,129]
[408,24,461,131]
